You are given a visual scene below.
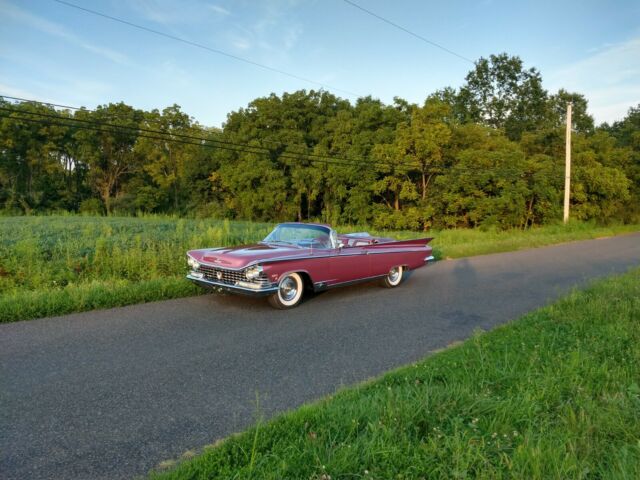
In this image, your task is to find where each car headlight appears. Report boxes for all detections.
[187,256,200,270]
[245,265,263,280]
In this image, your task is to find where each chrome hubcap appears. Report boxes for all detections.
[388,267,400,282]
[280,277,298,301]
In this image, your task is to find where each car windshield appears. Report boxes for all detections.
[263,224,333,249]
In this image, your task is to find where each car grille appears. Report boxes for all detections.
[196,264,270,287]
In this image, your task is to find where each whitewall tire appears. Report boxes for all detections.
[381,266,404,288]
[268,272,304,309]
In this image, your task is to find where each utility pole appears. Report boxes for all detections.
[563,102,572,224]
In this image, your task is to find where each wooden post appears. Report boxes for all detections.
[563,102,572,224]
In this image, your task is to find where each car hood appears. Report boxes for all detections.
[187,243,312,269]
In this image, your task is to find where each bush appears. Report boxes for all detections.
[79,198,104,215]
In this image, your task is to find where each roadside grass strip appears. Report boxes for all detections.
[151,268,640,479]
[0,214,638,322]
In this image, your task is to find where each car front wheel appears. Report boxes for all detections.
[268,272,304,309]
[381,266,404,288]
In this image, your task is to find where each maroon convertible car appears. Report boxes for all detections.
[186,222,434,309]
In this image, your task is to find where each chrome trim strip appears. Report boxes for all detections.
[425,255,435,263]
[186,274,278,295]
[314,273,387,290]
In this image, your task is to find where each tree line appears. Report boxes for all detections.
[1,53,638,230]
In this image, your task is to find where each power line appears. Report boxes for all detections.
[1,111,561,180]
[52,0,362,99]
[0,95,87,114]
[0,108,365,167]
[2,95,377,167]
[1,97,563,177]
[0,96,378,166]
[1,98,563,178]
[0,103,388,168]
[342,0,475,64]
[1,96,472,172]
[2,106,416,169]
[0,113,359,168]
[0,94,173,127]
[8,95,553,175]
[2,94,360,162]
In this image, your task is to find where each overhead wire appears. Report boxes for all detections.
[342,0,475,64]
[0,105,394,168]
[0,113,361,168]
[1,110,562,180]
[1,107,408,169]
[52,0,362,99]
[1,96,564,178]
[0,95,387,167]
[0,97,564,176]
[2,95,561,175]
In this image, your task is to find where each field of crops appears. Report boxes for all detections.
[1,215,638,322]
[0,215,278,322]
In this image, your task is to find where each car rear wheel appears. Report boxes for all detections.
[381,266,404,288]
[268,272,304,309]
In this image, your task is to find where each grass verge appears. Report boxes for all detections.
[151,268,640,479]
[429,221,640,259]
[0,215,638,322]
[0,278,197,321]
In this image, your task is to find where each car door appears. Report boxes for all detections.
[327,244,371,284]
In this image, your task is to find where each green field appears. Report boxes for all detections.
[150,268,640,479]
[0,215,638,323]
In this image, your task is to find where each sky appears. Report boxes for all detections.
[1,0,639,128]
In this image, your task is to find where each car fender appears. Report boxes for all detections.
[263,264,315,286]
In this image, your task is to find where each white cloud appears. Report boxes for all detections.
[129,0,175,24]
[159,60,193,88]
[283,24,302,51]
[222,2,303,64]
[231,38,252,50]
[2,0,129,64]
[130,0,231,25]
[209,4,230,16]
[216,3,303,61]
[547,36,640,124]
[77,43,128,65]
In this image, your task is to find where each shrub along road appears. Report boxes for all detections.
[1,233,639,480]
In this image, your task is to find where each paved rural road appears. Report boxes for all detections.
[2,234,639,480]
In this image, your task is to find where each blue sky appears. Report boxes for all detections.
[1,0,639,127]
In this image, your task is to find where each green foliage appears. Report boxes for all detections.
[150,268,640,480]
[603,105,640,221]
[1,54,638,228]
[79,198,103,215]
[457,53,549,139]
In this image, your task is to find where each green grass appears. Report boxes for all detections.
[428,222,639,258]
[151,268,640,479]
[0,214,637,323]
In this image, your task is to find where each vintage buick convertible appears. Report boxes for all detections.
[186,223,434,309]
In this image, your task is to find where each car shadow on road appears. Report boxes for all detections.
[451,258,478,288]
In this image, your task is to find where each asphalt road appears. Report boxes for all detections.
[2,233,639,480]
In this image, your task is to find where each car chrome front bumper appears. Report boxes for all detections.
[186,273,278,296]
